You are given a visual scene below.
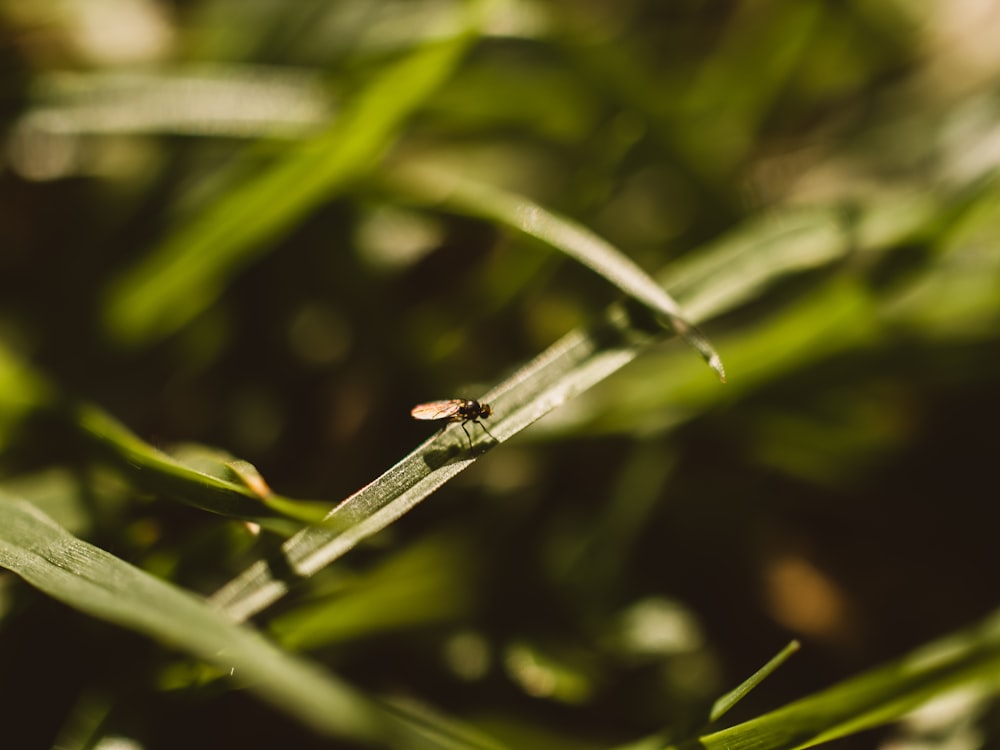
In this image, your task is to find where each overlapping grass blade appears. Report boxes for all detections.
[385,163,726,381]
[70,401,326,526]
[210,191,933,623]
[684,609,1000,750]
[101,28,473,346]
[0,344,327,526]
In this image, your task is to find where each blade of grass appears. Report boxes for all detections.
[1,341,329,526]
[384,162,726,382]
[658,189,943,324]
[21,65,332,139]
[69,402,327,526]
[709,640,801,723]
[101,25,474,347]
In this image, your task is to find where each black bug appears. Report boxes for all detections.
[410,399,497,448]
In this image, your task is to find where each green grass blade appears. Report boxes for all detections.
[658,192,937,323]
[684,610,1000,750]
[101,31,473,347]
[21,66,331,138]
[386,163,726,381]
[70,402,325,525]
[0,342,327,526]
[0,497,384,742]
[709,641,801,723]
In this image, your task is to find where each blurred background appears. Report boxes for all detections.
[1,0,1000,748]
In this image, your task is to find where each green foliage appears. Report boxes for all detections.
[1,1,999,749]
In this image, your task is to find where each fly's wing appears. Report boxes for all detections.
[410,400,464,421]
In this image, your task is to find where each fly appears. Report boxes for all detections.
[411,399,497,448]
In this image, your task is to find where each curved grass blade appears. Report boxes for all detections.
[71,402,326,526]
[384,163,726,382]
[101,29,473,347]
[0,497,383,743]
[1,342,327,527]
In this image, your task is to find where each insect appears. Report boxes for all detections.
[410,399,497,448]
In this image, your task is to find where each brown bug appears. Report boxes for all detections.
[410,399,497,448]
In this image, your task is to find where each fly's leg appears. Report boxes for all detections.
[459,421,473,450]
[474,420,497,442]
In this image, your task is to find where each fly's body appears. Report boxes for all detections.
[411,399,497,448]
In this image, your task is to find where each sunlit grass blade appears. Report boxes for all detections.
[0,497,384,743]
[657,190,937,323]
[608,639,803,750]
[683,609,1000,750]
[709,640,801,723]
[385,162,726,381]
[0,341,327,526]
[71,402,326,525]
[17,65,331,140]
[101,29,473,347]
[211,301,667,622]
[564,278,879,439]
